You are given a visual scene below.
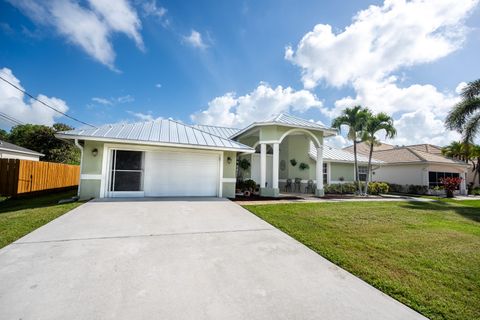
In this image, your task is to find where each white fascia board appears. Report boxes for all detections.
[229,122,337,139]
[0,146,44,157]
[55,134,255,153]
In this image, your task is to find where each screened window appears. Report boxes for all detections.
[110,150,144,192]
[323,163,328,185]
[358,166,368,181]
[428,171,459,188]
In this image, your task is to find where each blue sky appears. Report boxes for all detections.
[1,0,479,146]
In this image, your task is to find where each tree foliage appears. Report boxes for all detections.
[4,123,80,164]
[445,79,480,142]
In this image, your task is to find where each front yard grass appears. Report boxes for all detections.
[0,190,83,248]
[244,200,480,320]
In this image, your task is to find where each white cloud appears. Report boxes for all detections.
[0,67,69,128]
[142,0,167,18]
[7,0,144,70]
[287,0,478,146]
[183,30,207,49]
[127,111,162,122]
[286,0,478,88]
[91,95,134,105]
[92,97,112,105]
[87,0,144,50]
[191,83,323,128]
[117,94,134,103]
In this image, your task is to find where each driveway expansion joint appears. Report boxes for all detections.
[13,227,276,245]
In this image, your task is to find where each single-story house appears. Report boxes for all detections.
[344,142,469,194]
[0,140,44,161]
[56,113,338,199]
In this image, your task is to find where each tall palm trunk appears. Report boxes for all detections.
[353,140,360,193]
[365,142,374,195]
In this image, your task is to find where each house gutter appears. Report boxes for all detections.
[74,139,83,197]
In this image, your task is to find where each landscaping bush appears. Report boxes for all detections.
[243,179,257,192]
[408,184,429,195]
[324,183,357,194]
[472,187,480,195]
[368,182,389,195]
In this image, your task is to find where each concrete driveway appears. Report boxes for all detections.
[0,198,426,320]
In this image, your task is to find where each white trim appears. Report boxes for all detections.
[55,134,254,153]
[229,122,337,139]
[80,174,102,180]
[0,146,43,157]
[222,178,237,183]
[219,153,224,197]
[279,128,321,148]
[109,191,145,198]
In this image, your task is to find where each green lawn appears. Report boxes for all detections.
[244,200,480,320]
[0,191,83,248]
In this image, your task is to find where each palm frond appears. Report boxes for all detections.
[461,79,480,99]
[445,98,480,131]
[463,112,480,144]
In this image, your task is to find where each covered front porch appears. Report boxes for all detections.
[231,114,337,198]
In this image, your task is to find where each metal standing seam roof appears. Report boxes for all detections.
[229,113,338,139]
[0,140,44,156]
[309,142,383,164]
[193,124,241,139]
[55,119,254,152]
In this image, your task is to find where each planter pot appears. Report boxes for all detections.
[446,190,454,198]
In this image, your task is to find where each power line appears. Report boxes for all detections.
[0,75,96,128]
[0,111,24,126]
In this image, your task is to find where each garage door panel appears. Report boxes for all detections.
[144,151,219,197]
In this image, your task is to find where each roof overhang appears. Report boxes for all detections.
[55,133,255,153]
[229,122,338,140]
[0,146,44,157]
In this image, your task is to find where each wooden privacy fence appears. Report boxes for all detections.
[0,159,80,196]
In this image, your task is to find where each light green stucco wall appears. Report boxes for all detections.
[79,179,101,199]
[282,135,317,180]
[222,151,237,198]
[330,162,354,182]
[82,140,105,174]
[78,140,104,199]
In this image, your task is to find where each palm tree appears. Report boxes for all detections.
[362,112,396,195]
[441,141,468,161]
[332,106,370,193]
[445,79,480,142]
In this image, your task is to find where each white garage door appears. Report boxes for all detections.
[143,151,220,197]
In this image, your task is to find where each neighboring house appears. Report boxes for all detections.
[344,142,469,194]
[56,113,337,199]
[0,140,43,161]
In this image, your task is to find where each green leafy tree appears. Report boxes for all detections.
[0,129,8,141]
[442,141,480,186]
[362,112,396,195]
[445,79,480,142]
[332,106,370,193]
[8,123,80,164]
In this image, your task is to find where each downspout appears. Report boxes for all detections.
[74,139,83,198]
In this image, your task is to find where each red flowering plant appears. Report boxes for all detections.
[440,177,463,198]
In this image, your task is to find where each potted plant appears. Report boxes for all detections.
[290,159,297,166]
[440,177,462,198]
[299,162,309,170]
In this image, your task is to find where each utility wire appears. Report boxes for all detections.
[0,75,96,128]
[0,111,24,126]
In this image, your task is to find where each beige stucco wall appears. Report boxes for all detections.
[372,164,425,185]
[78,140,239,199]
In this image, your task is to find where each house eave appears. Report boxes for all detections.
[55,134,255,153]
[229,122,338,139]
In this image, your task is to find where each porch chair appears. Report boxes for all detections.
[294,178,302,192]
[285,179,293,192]
[305,180,314,194]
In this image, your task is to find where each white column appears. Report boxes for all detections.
[260,143,267,188]
[460,172,467,195]
[316,145,324,190]
[272,143,279,189]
